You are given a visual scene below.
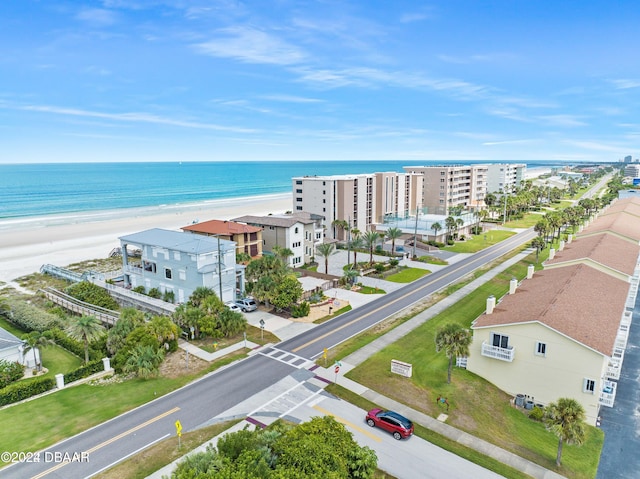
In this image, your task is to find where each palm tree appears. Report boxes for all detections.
[543,398,586,466]
[431,221,442,241]
[66,315,105,364]
[21,331,54,371]
[331,219,349,240]
[349,235,364,269]
[434,323,472,384]
[445,216,457,242]
[362,231,381,265]
[343,268,359,287]
[385,227,403,256]
[531,236,546,263]
[315,242,336,274]
[123,344,165,379]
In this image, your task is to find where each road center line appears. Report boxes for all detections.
[30,407,180,479]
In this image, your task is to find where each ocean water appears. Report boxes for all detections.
[0,160,560,224]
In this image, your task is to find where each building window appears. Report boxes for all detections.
[296,180,302,185]
[583,378,596,394]
[294,227,299,234]
[491,333,509,349]
[296,189,302,193]
[296,197,302,202]
[296,206,303,210]
[143,261,156,273]
[165,268,172,280]
[535,341,546,356]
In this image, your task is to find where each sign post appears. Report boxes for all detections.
[334,360,342,384]
[259,319,265,340]
[175,420,182,448]
[323,347,328,367]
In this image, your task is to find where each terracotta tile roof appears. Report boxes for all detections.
[182,219,261,235]
[580,213,640,243]
[547,232,640,277]
[473,264,627,356]
[600,196,640,217]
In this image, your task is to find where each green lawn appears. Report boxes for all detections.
[503,213,546,229]
[345,251,603,479]
[443,229,515,253]
[358,285,386,294]
[384,268,430,283]
[416,255,448,265]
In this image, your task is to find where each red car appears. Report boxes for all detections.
[365,408,414,440]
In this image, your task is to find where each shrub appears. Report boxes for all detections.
[290,301,310,318]
[0,360,25,389]
[64,359,104,383]
[529,406,544,421]
[389,259,399,267]
[163,290,175,303]
[147,288,162,299]
[374,263,385,273]
[5,299,63,332]
[0,377,56,406]
[65,281,119,310]
[43,328,104,361]
[132,286,146,294]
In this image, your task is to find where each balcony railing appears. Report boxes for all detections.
[606,359,622,380]
[481,342,515,362]
[599,380,617,408]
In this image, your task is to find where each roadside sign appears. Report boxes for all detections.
[175,420,182,437]
[323,348,328,359]
[334,365,340,373]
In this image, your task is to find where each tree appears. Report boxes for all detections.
[217,308,247,338]
[123,344,165,379]
[435,323,472,384]
[66,315,105,364]
[431,221,442,241]
[544,398,586,466]
[445,216,457,242]
[349,235,364,269]
[361,231,381,265]
[107,308,146,355]
[531,236,546,263]
[315,242,336,274]
[331,219,349,240]
[385,227,403,256]
[271,275,303,312]
[21,331,54,371]
[342,268,359,287]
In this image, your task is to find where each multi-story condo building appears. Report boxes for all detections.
[119,228,240,304]
[292,172,422,240]
[231,212,323,266]
[403,165,488,216]
[181,219,263,259]
[624,164,640,178]
[486,163,527,193]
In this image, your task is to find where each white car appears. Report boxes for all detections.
[225,302,242,312]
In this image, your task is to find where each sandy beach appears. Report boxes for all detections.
[0,193,293,284]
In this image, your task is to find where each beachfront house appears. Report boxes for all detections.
[466,197,640,426]
[119,228,243,304]
[232,212,323,266]
[181,219,263,259]
[0,327,37,368]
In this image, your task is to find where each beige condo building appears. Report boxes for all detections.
[292,172,423,240]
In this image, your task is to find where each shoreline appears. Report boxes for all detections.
[0,193,293,283]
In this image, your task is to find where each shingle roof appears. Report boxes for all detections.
[181,219,261,235]
[547,232,640,277]
[473,264,627,356]
[119,228,234,254]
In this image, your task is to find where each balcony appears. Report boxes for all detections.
[599,380,617,408]
[606,358,622,380]
[481,342,515,362]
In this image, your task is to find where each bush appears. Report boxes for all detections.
[64,360,104,383]
[290,301,310,318]
[5,299,63,332]
[148,288,162,299]
[0,377,56,406]
[43,328,103,361]
[163,290,175,303]
[65,281,119,310]
[389,259,399,267]
[374,263,385,273]
[132,286,146,294]
[529,406,544,421]
[0,360,25,389]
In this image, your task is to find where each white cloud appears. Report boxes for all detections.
[260,94,324,104]
[538,114,587,128]
[20,104,257,133]
[76,8,118,26]
[194,27,306,65]
[608,79,640,89]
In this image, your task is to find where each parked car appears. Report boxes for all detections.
[235,298,257,312]
[365,408,414,440]
[225,302,241,312]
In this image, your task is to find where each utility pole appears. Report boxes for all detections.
[347,216,351,266]
[217,235,223,302]
[412,204,420,259]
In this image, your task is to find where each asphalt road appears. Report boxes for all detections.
[2,228,536,479]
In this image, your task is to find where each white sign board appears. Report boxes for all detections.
[390,359,412,378]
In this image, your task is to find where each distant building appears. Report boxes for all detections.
[403,165,488,216]
[486,163,527,193]
[232,212,323,266]
[181,219,263,259]
[624,164,640,178]
[624,155,632,163]
[292,172,422,240]
[120,228,240,304]
[0,327,36,368]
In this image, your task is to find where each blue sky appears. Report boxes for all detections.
[1,0,638,164]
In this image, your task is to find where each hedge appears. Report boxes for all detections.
[43,328,104,361]
[65,281,119,310]
[0,377,56,407]
[64,360,104,383]
[5,299,63,332]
